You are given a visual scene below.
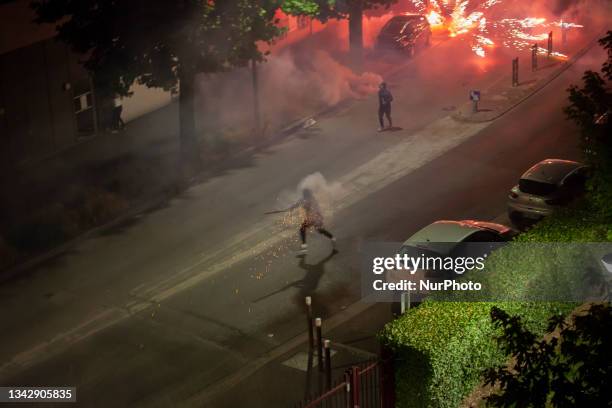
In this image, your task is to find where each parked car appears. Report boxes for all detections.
[404,219,514,246]
[376,14,431,56]
[398,219,514,268]
[387,220,514,314]
[508,159,589,222]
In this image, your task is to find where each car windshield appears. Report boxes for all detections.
[399,243,455,258]
[519,178,557,196]
[383,19,408,34]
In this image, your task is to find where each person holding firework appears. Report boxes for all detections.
[268,188,336,254]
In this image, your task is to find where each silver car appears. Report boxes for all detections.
[508,159,589,221]
[388,220,514,314]
[398,220,514,271]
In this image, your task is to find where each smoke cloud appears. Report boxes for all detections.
[275,172,345,222]
[195,49,381,145]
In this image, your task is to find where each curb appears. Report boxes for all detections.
[452,33,603,124]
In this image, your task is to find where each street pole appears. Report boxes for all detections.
[315,317,323,372]
[324,340,332,390]
[512,58,519,87]
[305,296,314,349]
[532,43,538,71]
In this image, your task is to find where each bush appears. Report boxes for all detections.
[513,203,611,243]
[78,188,129,228]
[484,304,612,407]
[4,188,128,255]
[381,302,574,408]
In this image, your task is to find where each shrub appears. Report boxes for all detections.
[381,302,573,408]
[78,188,129,228]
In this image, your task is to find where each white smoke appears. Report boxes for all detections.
[276,172,345,221]
[195,50,381,143]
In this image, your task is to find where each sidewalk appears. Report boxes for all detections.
[452,33,603,123]
[199,302,392,408]
[0,103,182,275]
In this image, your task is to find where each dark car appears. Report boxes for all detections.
[376,14,431,56]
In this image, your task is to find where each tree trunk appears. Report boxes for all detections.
[348,1,364,71]
[251,59,262,140]
[178,68,201,176]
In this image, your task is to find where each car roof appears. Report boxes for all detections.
[403,220,508,245]
[390,14,427,22]
[521,159,584,184]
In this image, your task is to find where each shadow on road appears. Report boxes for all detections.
[251,249,339,304]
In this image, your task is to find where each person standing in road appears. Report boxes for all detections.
[111,96,125,133]
[378,82,393,132]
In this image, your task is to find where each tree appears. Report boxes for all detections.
[283,0,397,68]
[564,31,612,217]
[483,304,612,407]
[32,0,283,172]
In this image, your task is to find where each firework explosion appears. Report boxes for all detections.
[412,0,583,58]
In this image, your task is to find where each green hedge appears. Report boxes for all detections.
[381,301,573,408]
[380,203,612,408]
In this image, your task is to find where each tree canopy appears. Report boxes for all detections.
[32,0,283,97]
[282,0,397,67]
[31,0,284,169]
[484,304,612,407]
[564,31,612,217]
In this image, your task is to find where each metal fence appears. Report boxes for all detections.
[295,359,392,408]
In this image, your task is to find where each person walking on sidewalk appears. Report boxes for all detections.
[288,188,336,254]
[378,82,393,132]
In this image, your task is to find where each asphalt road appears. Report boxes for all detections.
[0,33,604,407]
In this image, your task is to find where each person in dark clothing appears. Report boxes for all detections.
[378,82,393,131]
[288,188,336,253]
[111,97,125,132]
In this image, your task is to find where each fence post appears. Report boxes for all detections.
[305,296,314,349]
[351,366,361,408]
[380,345,396,408]
[345,370,352,408]
[532,43,538,71]
[324,340,332,390]
[315,318,323,372]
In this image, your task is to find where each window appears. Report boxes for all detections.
[72,78,96,136]
[519,179,557,196]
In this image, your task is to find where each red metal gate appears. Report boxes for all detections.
[294,358,394,408]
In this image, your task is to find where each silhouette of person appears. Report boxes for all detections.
[288,188,336,254]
